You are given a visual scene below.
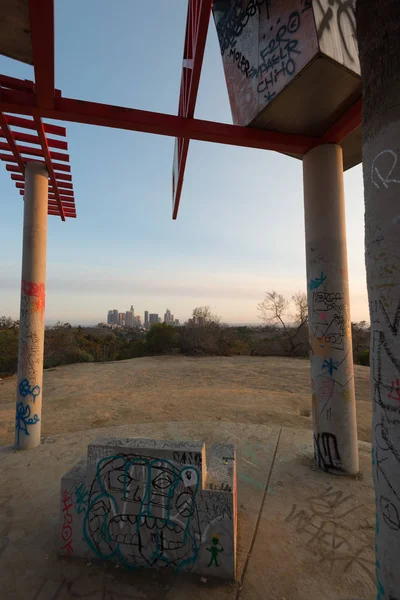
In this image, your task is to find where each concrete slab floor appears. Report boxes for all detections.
[0,422,375,600]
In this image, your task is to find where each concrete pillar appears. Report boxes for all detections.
[15,162,48,449]
[303,144,359,475]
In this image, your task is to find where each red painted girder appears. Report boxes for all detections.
[28,0,55,109]
[0,129,68,150]
[0,114,25,172]
[15,182,74,197]
[19,189,75,203]
[173,0,213,219]
[0,141,69,162]
[4,115,66,136]
[0,74,35,92]
[33,116,65,221]
[0,88,317,154]
[12,173,73,190]
[48,211,76,218]
[1,155,72,173]
[321,98,362,145]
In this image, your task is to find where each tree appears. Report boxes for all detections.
[186,306,221,327]
[356,2,400,597]
[257,291,308,354]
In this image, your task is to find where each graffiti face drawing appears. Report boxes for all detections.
[84,454,201,570]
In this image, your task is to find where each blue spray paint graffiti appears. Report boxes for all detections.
[15,402,40,444]
[308,271,327,291]
[322,357,339,377]
[73,483,89,515]
[83,454,201,571]
[18,378,40,402]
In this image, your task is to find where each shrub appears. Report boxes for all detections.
[146,323,177,354]
[358,349,370,366]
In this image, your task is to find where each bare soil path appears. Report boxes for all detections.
[0,356,372,445]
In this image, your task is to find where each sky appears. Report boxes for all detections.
[1,0,368,326]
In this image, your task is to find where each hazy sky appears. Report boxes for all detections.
[1,1,368,325]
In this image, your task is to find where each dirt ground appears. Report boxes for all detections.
[0,356,372,445]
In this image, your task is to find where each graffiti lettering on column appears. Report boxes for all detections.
[314,0,357,63]
[20,336,40,375]
[61,490,74,555]
[309,290,348,354]
[83,454,202,570]
[314,432,342,471]
[371,150,400,191]
[18,378,40,402]
[21,280,46,321]
[15,402,40,445]
[308,271,327,291]
[285,486,375,581]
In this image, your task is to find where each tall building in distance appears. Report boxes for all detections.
[164,308,172,323]
[144,311,149,326]
[112,309,118,325]
[107,310,113,325]
[149,313,158,325]
[135,315,142,327]
[125,311,134,328]
[130,305,135,315]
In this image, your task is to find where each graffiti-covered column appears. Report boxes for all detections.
[15,161,49,449]
[303,144,358,475]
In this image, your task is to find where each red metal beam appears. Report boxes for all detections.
[0,141,69,162]
[19,189,74,204]
[321,98,362,145]
[0,88,317,154]
[173,0,213,219]
[34,116,65,221]
[5,115,66,136]
[0,114,25,172]
[0,130,68,150]
[28,0,55,110]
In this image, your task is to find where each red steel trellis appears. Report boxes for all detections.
[0,76,76,220]
[0,0,361,222]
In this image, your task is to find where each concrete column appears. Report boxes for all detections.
[15,162,48,449]
[303,144,359,475]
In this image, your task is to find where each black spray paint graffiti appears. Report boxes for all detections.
[215,0,271,56]
[285,486,375,582]
[314,0,357,62]
[314,432,342,472]
[83,454,202,570]
[310,290,347,351]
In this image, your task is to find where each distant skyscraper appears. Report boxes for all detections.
[107,310,113,324]
[112,309,118,325]
[149,313,158,325]
[125,311,134,328]
[164,308,172,323]
[135,315,142,327]
[144,311,149,325]
[118,312,125,326]
[130,305,135,316]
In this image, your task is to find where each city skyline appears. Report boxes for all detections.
[106,305,179,328]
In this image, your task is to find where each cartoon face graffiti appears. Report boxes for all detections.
[83,454,201,570]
